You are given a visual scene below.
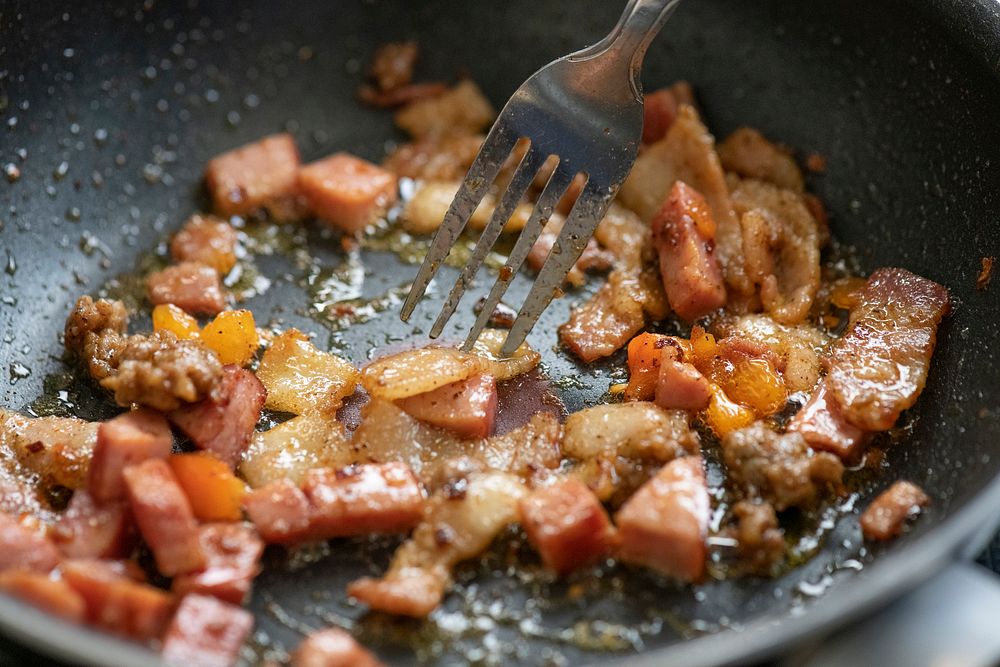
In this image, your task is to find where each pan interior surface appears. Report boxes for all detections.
[1,0,999,665]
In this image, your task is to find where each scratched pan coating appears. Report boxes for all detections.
[2,0,1000,665]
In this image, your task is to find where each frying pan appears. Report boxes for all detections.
[2,0,1000,665]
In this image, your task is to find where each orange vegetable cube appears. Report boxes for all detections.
[168,452,246,522]
[298,153,398,234]
[200,310,259,366]
[718,357,787,416]
[703,384,755,437]
[152,304,201,340]
[689,325,717,367]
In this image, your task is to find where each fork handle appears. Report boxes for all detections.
[579,0,683,76]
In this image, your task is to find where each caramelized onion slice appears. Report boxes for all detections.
[361,330,540,400]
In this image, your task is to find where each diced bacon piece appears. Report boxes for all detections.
[0,513,60,573]
[169,365,267,468]
[347,569,446,619]
[293,627,385,667]
[161,594,253,667]
[621,105,752,299]
[89,409,173,504]
[718,127,804,192]
[243,479,313,544]
[0,408,98,490]
[826,268,951,432]
[303,463,425,538]
[172,523,263,605]
[396,375,498,439]
[0,570,86,623]
[358,82,449,109]
[62,559,174,640]
[52,490,132,559]
[651,181,726,321]
[519,477,618,576]
[861,481,930,541]
[348,472,524,617]
[655,355,712,411]
[204,133,303,218]
[122,459,204,576]
[560,269,666,362]
[170,214,238,275]
[298,153,398,234]
[369,41,418,92]
[394,79,495,140]
[147,262,228,316]
[787,381,870,461]
[641,82,693,145]
[615,456,709,582]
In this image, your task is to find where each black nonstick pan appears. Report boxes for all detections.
[2,0,1000,665]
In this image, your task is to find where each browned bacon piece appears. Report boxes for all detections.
[204,133,303,219]
[396,374,498,439]
[242,479,313,544]
[519,477,618,576]
[655,356,713,411]
[170,214,238,275]
[89,409,173,504]
[0,570,86,622]
[298,153,398,234]
[0,408,98,490]
[169,366,266,468]
[122,459,204,576]
[62,559,174,641]
[302,463,425,538]
[641,82,695,145]
[559,269,667,362]
[860,481,930,541]
[347,472,524,617]
[718,127,804,192]
[787,381,870,461]
[615,456,709,582]
[292,627,385,667]
[359,82,449,109]
[147,262,228,316]
[826,268,950,432]
[0,513,60,573]
[161,594,253,667]
[172,523,264,605]
[651,181,727,321]
[730,500,784,575]
[52,490,132,559]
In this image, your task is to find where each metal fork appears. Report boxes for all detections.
[399,0,682,357]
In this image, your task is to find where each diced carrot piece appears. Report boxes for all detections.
[703,384,756,437]
[152,304,201,340]
[298,153,398,234]
[169,452,246,522]
[625,333,668,402]
[688,326,717,367]
[199,310,259,366]
[624,333,694,402]
[717,357,787,416]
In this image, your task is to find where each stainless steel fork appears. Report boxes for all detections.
[399,0,682,357]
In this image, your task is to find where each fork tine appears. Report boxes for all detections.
[500,179,615,357]
[461,164,575,352]
[429,144,545,339]
[399,126,518,322]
